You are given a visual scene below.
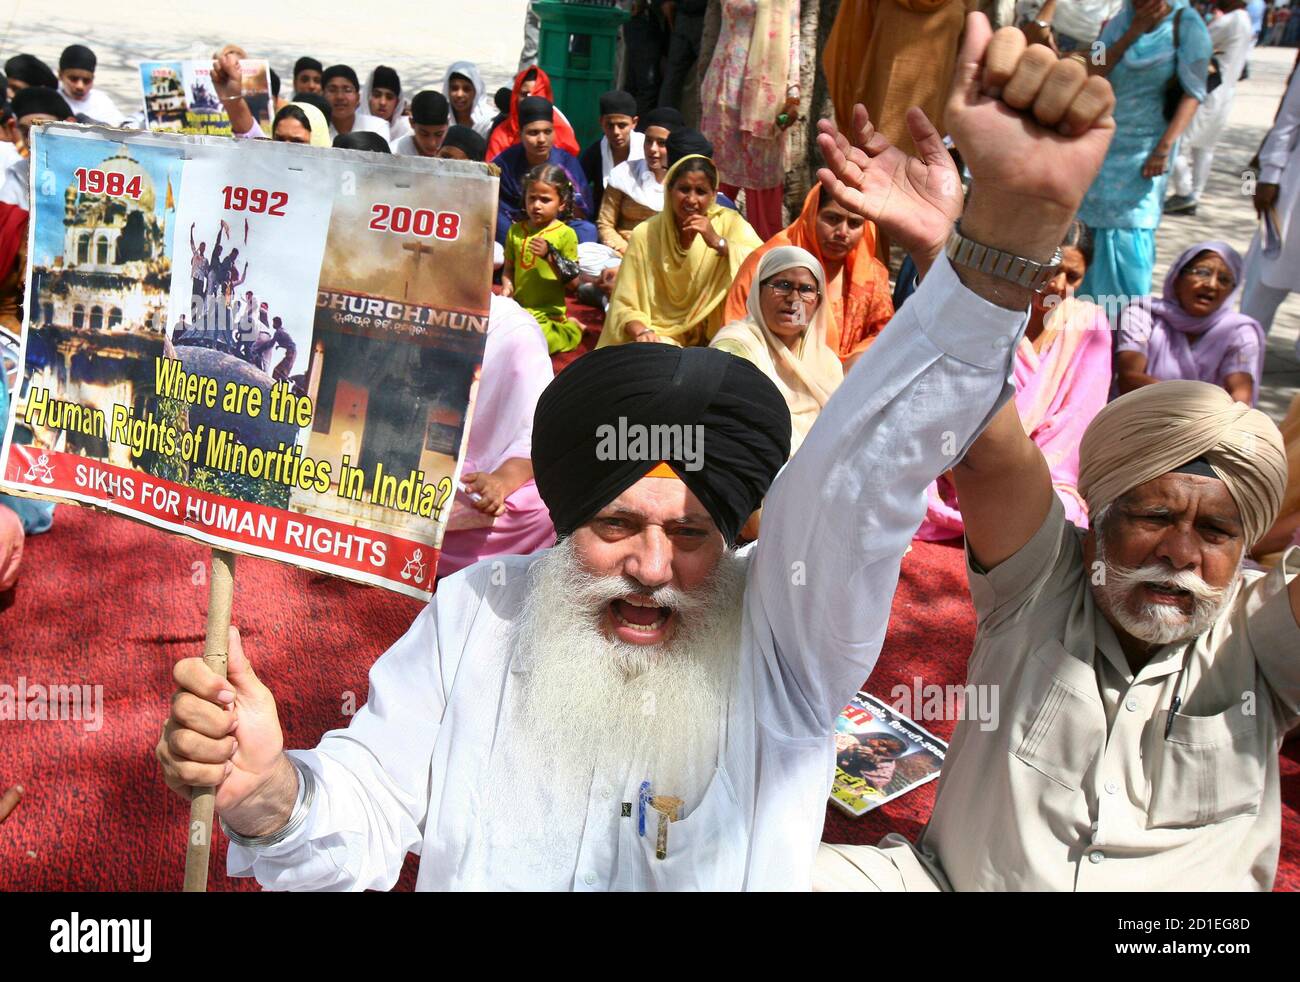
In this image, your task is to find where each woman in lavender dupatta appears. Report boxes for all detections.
[436,294,557,579]
[1116,240,1265,405]
[917,222,1112,538]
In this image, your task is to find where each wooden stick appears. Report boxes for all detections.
[182,549,236,893]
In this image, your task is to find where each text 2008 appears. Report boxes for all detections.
[368,205,460,240]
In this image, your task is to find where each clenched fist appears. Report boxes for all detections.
[156,627,298,837]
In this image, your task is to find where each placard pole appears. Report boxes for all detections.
[182,548,236,892]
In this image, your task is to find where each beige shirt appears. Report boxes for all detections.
[865,496,1299,891]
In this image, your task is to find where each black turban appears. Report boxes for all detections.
[598,89,637,117]
[638,107,684,133]
[411,90,449,125]
[333,131,390,153]
[494,86,512,115]
[517,95,554,127]
[293,56,322,78]
[13,87,72,120]
[666,127,713,167]
[371,65,400,95]
[5,54,57,89]
[321,65,359,90]
[59,45,96,73]
[532,346,792,545]
[440,124,486,161]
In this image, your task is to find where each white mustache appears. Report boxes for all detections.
[1105,562,1227,606]
[575,572,707,618]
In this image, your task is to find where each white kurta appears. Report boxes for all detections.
[228,253,1027,891]
[328,112,391,143]
[391,133,431,158]
[1247,47,1300,291]
[386,114,412,143]
[1184,9,1255,151]
[0,156,28,210]
[59,86,127,126]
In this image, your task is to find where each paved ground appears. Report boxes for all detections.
[0,0,533,111]
[1157,43,1298,424]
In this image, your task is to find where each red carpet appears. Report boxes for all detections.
[1,295,1295,890]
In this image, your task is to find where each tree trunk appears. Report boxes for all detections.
[785,0,836,217]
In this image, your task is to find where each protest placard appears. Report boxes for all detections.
[140,59,273,136]
[1,122,497,601]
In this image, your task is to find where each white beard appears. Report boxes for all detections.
[476,538,747,882]
[1091,531,1240,646]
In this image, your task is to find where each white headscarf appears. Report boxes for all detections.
[606,156,664,211]
[710,246,843,453]
[440,60,496,138]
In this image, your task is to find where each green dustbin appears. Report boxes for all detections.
[534,0,630,150]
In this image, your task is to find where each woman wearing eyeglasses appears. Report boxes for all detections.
[709,246,842,456]
[1116,240,1265,405]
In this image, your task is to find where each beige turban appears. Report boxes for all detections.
[1078,381,1287,548]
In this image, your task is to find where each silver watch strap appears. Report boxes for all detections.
[945,224,1063,290]
[220,757,317,849]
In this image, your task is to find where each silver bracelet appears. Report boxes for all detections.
[220,757,316,849]
[945,222,1063,290]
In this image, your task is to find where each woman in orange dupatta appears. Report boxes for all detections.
[723,184,893,364]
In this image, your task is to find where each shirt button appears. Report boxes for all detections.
[1125,697,1139,712]
[601,788,611,800]
[1090,851,1105,864]
[1105,781,1118,795]
[584,872,596,885]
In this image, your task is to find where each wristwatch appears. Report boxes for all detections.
[944,222,1063,290]
[713,236,727,254]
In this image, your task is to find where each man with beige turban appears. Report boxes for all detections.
[817,379,1298,890]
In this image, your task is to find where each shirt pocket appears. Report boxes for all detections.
[617,767,746,891]
[1145,702,1264,829]
[1009,640,1104,791]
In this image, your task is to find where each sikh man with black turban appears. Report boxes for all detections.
[156,15,1122,890]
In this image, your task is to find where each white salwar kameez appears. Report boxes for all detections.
[228,253,1026,891]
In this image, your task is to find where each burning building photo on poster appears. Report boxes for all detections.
[292,159,494,545]
[17,134,181,471]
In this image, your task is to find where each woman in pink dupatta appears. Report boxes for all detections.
[917,223,1112,539]
[437,294,557,578]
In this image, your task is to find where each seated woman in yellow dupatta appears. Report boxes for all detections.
[597,153,761,347]
[1252,393,1300,565]
[709,246,843,457]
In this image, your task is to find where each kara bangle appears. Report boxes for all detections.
[944,222,1063,291]
[220,757,316,849]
